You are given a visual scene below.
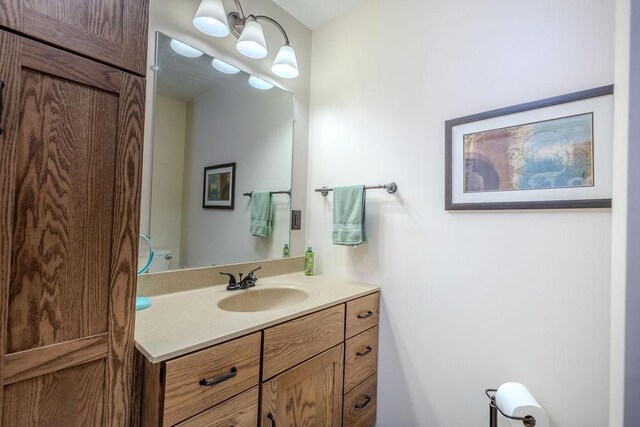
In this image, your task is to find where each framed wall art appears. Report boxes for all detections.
[203,162,236,209]
[445,85,614,210]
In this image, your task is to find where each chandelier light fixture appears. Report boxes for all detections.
[192,0,299,79]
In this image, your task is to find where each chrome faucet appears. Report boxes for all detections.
[220,267,262,291]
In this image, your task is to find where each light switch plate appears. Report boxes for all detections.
[291,210,302,230]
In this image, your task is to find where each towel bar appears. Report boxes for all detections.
[315,182,398,197]
[243,190,291,197]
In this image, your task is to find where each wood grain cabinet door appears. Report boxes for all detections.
[0,0,149,75]
[261,344,344,427]
[0,30,144,426]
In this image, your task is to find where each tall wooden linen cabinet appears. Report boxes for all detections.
[0,1,149,425]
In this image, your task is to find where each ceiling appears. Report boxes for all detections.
[272,0,363,30]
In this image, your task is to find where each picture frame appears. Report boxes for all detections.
[445,85,614,210]
[203,162,236,209]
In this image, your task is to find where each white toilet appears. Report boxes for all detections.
[148,249,173,273]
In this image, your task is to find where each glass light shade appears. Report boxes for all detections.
[236,20,268,59]
[271,45,299,78]
[248,75,274,90]
[169,39,204,58]
[193,0,230,37]
[212,58,240,74]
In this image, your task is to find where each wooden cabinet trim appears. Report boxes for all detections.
[22,37,122,93]
[0,29,21,424]
[4,333,109,385]
[105,71,145,426]
[263,304,345,380]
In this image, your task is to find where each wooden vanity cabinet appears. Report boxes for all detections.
[134,292,380,427]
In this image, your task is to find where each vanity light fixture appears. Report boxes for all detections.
[192,0,299,79]
[248,75,274,90]
[169,39,204,58]
[212,58,241,74]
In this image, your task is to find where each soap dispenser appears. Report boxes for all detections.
[304,241,314,276]
[283,241,290,258]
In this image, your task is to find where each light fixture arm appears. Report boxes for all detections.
[227,0,290,45]
[254,15,290,45]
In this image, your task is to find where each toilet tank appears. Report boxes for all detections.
[149,249,173,273]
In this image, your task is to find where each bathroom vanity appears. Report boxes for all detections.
[132,273,379,426]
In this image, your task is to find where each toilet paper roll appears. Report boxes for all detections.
[495,382,549,427]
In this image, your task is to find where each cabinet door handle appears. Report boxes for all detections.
[356,346,373,357]
[354,395,371,410]
[0,80,5,135]
[199,366,237,386]
[267,412,276,427]
[357,310,374,319]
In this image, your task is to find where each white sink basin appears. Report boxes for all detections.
[217,286,309,312]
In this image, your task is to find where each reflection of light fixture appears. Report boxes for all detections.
[212,58,240,74]
[170,39,204,58]
[193,0,230,37]
[248,75,274,90]
[192,0,299,79]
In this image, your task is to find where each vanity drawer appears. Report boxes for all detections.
[176,386,259,427]
[343,373,377,427]
[163,332,261,426]
[263,305,345,380]
[344,326,379,393]
[346,293,380,339]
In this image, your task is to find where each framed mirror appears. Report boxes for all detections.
[149,32,295,271]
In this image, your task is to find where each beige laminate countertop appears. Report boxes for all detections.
[134,272,379,363]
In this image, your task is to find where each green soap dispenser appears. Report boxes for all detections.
[304,241,315,276]
[283,241,290,258]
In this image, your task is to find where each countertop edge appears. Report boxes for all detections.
[135,286,379,363]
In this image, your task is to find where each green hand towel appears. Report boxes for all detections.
[250,192,273,237]
[332,185,367,246]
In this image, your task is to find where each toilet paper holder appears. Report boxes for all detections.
[485,389,537,426]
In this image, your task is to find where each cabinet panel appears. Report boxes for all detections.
[177,386,259,427]
[0,32,144,425]
[163,332,261,426]
[263,305,344,379]
[344,326,378,394]
[261,344,344,427]
[0,0,148,75]
[2,359,106,426]
[346,293,380,339]
[343,373,377,427]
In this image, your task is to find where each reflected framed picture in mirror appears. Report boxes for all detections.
[203,163,236,209]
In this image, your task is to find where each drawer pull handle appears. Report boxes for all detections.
[354,395,371,410]
[356,346,373,357]
[0,80,4,135]
[357,311,374,319]
[267,412,276,426]
[199,366,237,386]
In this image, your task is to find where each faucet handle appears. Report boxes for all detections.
[247,266,261,278]
[220,272,240,290]
[244,266,261,288]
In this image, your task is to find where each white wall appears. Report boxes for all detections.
[141,0,311,257]
[180,84,294,267]
[307,0,614,425]
[149,95,187,266]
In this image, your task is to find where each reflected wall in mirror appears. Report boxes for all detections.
[150,32,294,271]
